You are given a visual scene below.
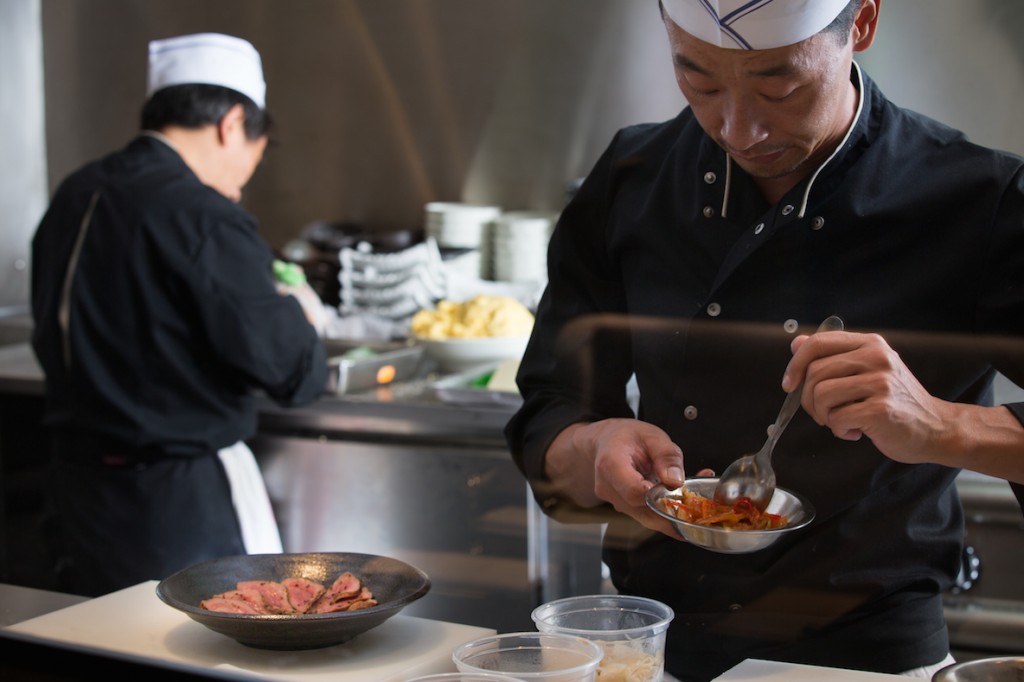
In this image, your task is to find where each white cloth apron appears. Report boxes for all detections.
[217,441,283,554]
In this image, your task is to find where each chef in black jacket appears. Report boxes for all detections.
[506,1,1024,680]
[31,33,328,596]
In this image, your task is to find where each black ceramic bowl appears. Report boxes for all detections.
[156,552,430,650]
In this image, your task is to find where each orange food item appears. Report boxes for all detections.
[658,488,788,530]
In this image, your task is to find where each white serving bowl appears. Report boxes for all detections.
[417,336,529,372]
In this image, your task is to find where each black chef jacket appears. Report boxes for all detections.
[506,65,1024,681]
[31,134,327,458]
[30,134,328,594]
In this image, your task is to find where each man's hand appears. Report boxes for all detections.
[277,280,327,336]
[782,329,1024,483]
[545,418,688,537]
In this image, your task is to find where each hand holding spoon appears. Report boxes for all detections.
[712,315,845,511]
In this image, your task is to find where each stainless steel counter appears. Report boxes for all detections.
[0,341,516,436]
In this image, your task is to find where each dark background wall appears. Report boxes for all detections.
[2,0,1022,303]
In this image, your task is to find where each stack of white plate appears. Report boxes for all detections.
[338,238,447,319]
[440,248,483,280]
[425,202,502,249]
[425,202,502,278]
[491,211,557,283]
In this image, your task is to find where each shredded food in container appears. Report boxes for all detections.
[594,641,662,682]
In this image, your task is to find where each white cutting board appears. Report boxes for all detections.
[713,658,910,681]
[1,581,494,682]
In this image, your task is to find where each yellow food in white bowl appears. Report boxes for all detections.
[411,295,534,371]
[411,294,534,340]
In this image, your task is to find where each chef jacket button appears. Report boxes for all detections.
[812,216,826,230]
[707,302,721,317]
[781,204,795,216]
[683,405,698,420]
[754,222,765,234]
[703,171,717,184]
[784,318,799,333]
[702,206,716,218]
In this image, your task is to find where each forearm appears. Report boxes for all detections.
[935,403,1024,484]
[544,422,602,508]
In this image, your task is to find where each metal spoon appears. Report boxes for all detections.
[712,315,846,511]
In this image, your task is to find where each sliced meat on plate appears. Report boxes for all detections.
[237,580,297,614]
[282,577,327,614]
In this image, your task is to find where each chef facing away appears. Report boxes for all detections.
[506,1,1024,680]
[30,33,328,597]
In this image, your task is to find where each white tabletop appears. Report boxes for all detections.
[713,658,909,681]
[1,581,494,682]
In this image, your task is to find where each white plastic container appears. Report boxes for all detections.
[452,631,603,682]
[403,674,522,682]
[531,595,674,682]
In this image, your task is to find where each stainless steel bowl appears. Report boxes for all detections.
[645,477,815,554]
[932,657,1024,681]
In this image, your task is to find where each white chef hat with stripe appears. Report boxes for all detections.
[661,0,853,50]
[147,33,266,109]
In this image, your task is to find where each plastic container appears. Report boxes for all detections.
[531,595,674,682]
[403,674,522,682]
[452,631,603,681]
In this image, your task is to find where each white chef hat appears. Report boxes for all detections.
[147,32,266,108]
[661,0,853,50]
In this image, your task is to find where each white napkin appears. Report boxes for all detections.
[217,441,283,554]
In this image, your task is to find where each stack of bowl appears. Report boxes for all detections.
[425,202,502,279]
[491,211,557,283]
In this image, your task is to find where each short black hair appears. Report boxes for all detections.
[140,83,273,141]
[821,0,863,44]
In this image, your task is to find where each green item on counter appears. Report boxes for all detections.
[340,346,379,361]
[273,259,307,286]
[467,371,494,388]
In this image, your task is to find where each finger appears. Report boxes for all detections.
[783,331,850,391]
[651,442,685,488]
[782,336,813,392]
[805,367,879,425]
[629,503,689,540]
[594,459,652,511]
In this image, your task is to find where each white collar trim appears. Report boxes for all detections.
[721,60,865,219]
